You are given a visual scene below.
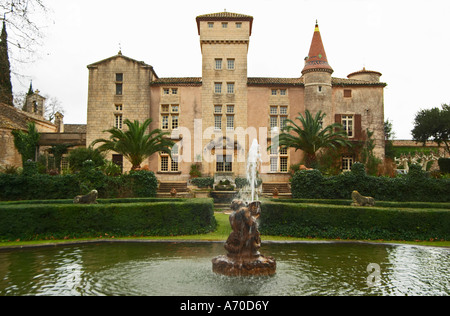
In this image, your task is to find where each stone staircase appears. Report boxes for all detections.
[262,182,291,195]
[157,181,188,194]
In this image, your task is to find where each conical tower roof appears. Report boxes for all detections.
[302,21,333,75]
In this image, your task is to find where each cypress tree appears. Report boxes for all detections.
[0,20,14,106]
[27,81,34,96]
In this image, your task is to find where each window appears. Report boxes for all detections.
[214,82,222,94]
[342,115,354,138]
[214,115,222,130]
[342,156,354,172]
[161,104,169,113]
[222,22,228,28]
[115,73,123,95]
[271,89,277,96]
[171,88,178,95]
[344,89,352,98]
[215,59,222,70]
[236,22,242,28]
[214,105,222,114]
[270,116,278,130]
[270,105,288,131]
[227,59,235,70]
[161,115,169,129]
[116,83,123,95]
[280,116,287,129]
[171,115,179,130]
[226,105,234,114]
[269,142,289,173]
[160,156,169,172]
[270,157,278,172]
[171,144,179,172]
[227,83,235,94]
[161,104,179,130]
[226,115,234,130]
[318,86,322,92]
[208,22,214,28]
[160,143,180,172]
[280,89,287,95]
[163,88,170,95]
[61,156,69,171]
[115,104,123,111]
[216,155,232,172]
[115,114,123,129]
[280,157,288,172]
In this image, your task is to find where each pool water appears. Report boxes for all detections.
[0,242,448,296]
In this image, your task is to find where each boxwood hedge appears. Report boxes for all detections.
[260,200,450,241]
[0,198,216,241]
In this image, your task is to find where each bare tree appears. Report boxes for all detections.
[43,94,64,122]
[1,1,50,78]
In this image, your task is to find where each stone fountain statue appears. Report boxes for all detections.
[212,199,276,276]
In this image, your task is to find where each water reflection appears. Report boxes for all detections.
[0,242,448,296]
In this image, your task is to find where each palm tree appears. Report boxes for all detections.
[91,118,174,170]
[273,110,351,167]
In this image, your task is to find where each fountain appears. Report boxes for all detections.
[212,139,276,276]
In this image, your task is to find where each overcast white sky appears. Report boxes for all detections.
[11,0,450,140]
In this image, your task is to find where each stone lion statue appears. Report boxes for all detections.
[73,190,98,204]
[351,190,375,207]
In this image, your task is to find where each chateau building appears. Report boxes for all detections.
[86,12,386,182]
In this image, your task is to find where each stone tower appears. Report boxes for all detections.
[23,89,46,117]
[196,12,254,176]
[302,21,334,127]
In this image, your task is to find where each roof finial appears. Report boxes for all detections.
[118,42,122,55]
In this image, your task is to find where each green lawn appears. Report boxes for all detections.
[0,212,449,249]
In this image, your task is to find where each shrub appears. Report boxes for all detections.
[0,198,216,241]
[291,163,450,202]
[189,164,202,178]
[260,201,450,241]
[123,170,158,197]
[67,147,105,172]
[0,168,159,201]
[191,177,214,188]
[234,177,262,188]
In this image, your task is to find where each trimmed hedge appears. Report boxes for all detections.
[271,198,450,209]
[259,201,450,241]
[0,198,216,241]
[291,163,450,202]
[0,169,159,201]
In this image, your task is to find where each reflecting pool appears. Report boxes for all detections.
[0,242,448,296]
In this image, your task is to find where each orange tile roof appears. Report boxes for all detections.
[195,11,254,35]
[302,22,333,75]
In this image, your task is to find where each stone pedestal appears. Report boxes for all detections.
[212,254,276,276]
